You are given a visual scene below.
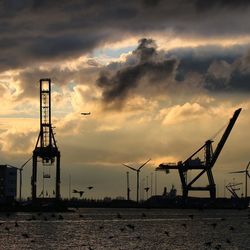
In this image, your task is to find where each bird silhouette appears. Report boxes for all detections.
[79,214,84,218]
[229,226,235,231]
[164,231,169,236]
[226,238,231,244]
[204,241,212,247]
[215,244,222,249]
[181,223,187,228]
[211,223,217,229]
[22,233,29,238]
[99,225,104,230]
[5,226,9,231]
[73,189,84,197]
[142,213,146,218]
[58,215,64,220]
[87,186,93,190]
[126,224,135,230]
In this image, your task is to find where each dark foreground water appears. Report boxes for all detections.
[0,208,249,250]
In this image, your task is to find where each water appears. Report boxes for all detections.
[0,208,249,249]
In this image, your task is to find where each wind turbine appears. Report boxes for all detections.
[9,157,32,201]
[122,159,151,203]
[229,161,250,198]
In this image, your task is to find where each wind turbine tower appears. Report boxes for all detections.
[123,159,151,203]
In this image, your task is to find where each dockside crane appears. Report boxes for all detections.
[226,182,243,198]
[229,161,250,198]
[156,108,241,199]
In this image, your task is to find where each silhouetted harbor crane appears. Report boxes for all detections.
[226,182,243,198]
[32,79,61,201]
[156,108,241,199]
[229,161,250,198]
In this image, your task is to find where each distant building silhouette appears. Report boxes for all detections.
[0,165,17,203]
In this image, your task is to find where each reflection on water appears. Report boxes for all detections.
[0,208,249,249]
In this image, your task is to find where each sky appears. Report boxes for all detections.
[0,0,250,200]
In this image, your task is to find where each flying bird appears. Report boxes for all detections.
[81,112,91,115]
[87,186,94,190]
[73,189,84,197]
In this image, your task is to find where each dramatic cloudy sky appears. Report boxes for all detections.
[0,0,250,199]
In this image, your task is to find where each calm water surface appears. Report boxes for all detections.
[0,208,249,249]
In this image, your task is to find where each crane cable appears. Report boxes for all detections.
[208,122,228,141]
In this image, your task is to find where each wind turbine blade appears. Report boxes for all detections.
[229,170,246,174]
[138,158,151,170]
[246,161,250,171]
[247,172,250,178]
[122,164,137,171]
[20,156,32,170]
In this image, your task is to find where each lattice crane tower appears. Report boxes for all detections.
[32,79,61,201]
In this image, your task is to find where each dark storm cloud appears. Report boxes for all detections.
[95,40,250,108]
[173,45,250,93]
[0,0,250,72]
[15,38,250,104]
[195,0,250,12]
[97,39,178,108]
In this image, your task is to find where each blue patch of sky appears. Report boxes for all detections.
[93,46,136,59]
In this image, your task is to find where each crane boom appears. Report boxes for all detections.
[187,108,242,188]
[210,108,241,168]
